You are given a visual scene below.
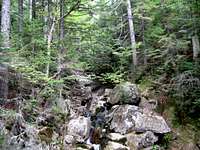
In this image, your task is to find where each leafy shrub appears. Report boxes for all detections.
[94,71,125,85]
[171,71,200,122]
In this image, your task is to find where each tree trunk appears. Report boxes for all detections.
[1,0,11,49]
[126,0,137,71]
[192,34,200,61]
[32,0,36,19]
[0,64,8,99]
[58,0,65,71]
[43,0,49,40]
[141,4,146,65]
[29,0,32,21]
[18,0,23,33]
[46,18,55,77]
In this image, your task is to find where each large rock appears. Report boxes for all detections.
[107,133,126,143]
[126,131,158,149]
[110,105,171,134]
[67,116,91,142]
[108,82,140,105]
[104,141,130,150]
[110,105,140,134]
[139,97,158,111]
[134,112,171,134]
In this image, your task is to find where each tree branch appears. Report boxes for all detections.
[57,0,81,21]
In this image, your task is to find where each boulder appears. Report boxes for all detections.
[67,116,91,142]
[108,82,140,105]
[104,141,130,150]
[107,133,126,142]
[64,135,75,144]
[134,112,171,134]
[139,97,157,111]
[110,105,140,134]
[110,105,171,134]
[126,131,158,149]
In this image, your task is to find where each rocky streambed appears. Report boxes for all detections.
[0,67,171,150]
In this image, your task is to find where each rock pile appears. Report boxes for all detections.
[0,69,171,150]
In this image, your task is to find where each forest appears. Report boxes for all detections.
[0,0,200,150]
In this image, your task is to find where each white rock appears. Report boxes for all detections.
[126,131,158,149]
[104,141,130,150]
[110,105,171,134]
[107,133,126,142]
[67,116,91,142]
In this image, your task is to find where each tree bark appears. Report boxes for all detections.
[18,0,23,33]
[46,18,55,77]
[29,0,32,21]
[141,4,146,65]
[43,0,49,40]
[58,0,65,71]
[1,0,11,49]
[126,0,137,71]
[192,34,200,61]
[0,64,8,99]
[32,0,36,19]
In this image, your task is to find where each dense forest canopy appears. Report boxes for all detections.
[0,0,200,149]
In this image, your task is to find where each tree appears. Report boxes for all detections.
[1,0,11,49]
[18,0,23,33]
[58,0,65,71]
[126,0,137,71]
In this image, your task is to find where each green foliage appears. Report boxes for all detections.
[171,71,200,122]
[94,71,125,85]
[0,134,4,146]
[152,145,160,150]
[160,133,173,149]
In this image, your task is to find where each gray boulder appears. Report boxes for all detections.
[134,112,171,133]
[110,105,171,134]
[67,116,91,143]
[107,133,126,143]
[110,105,140,134]
[126,131,158,149]
[108,82,140,105]
[104,141,130,150]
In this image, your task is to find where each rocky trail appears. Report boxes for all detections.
[0,65,171,150]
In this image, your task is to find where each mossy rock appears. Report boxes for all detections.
[109,82,140,105]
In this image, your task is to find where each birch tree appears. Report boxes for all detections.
[126,0,137,71]
[1,0,11,49]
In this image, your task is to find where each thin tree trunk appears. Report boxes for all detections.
[141,4,146,65]
[43,0,49,40]
[1,0,11,49]
[46,18,55,77]
[32,0,36,19]
[0,64,8,99]
[192,34,200,61]
[58,0,65,71]
[126,0,137,71]
[29,0,32,21]
[18,0,23,33]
